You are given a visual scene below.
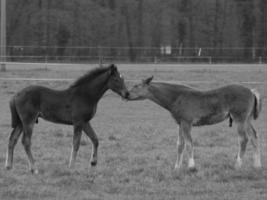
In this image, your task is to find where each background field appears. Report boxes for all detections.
[1,64,267,200]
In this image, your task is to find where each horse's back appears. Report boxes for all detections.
[12,86,69,123]
[205,84,255,122]
[170,84,255,125]
[217,84,254,107]
[14,85,67,104]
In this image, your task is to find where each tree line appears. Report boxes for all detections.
[4,0,267,63]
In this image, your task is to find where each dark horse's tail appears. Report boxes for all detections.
[10,97,21,128]
[251,88,262,120]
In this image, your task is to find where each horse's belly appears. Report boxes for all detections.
[39,112,73,125]
[193,112,228,126]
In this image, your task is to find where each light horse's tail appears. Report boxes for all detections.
[251,88,262,120]
[10,97,21,128]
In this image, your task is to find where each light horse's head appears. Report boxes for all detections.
[127,76,153,100]
[107,64,129,99]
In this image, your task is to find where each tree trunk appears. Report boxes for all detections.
[219,0,228,55]
[213,0,219,57]
[123,4,136,62]
[235,0,255,59]
[177,0,188,56]
[258,0,267,57]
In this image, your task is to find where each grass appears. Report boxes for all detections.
[0,64,267,199]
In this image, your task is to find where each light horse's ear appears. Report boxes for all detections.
[110,64,117,75]
[142,76,153,85]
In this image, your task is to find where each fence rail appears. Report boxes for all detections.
[1,46,267,64]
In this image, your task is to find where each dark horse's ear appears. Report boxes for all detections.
[143,76,153,85]
[110,64,117,75]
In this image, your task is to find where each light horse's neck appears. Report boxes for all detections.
[147,83,178,111]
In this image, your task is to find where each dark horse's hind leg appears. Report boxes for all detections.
[21,122,38,174]
[5,125,23,170]
[83,123,99,167]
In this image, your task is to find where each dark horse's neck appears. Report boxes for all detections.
[69,68,110,103]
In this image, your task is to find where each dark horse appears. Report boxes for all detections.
[127,76,262,171]
[5,64,129,173]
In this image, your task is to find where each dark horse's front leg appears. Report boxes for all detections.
[68,122,99,169]
[83,123,99,167]
[69,124,83,168]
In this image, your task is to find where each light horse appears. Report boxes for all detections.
[5,64,129,173]
[127,76,262,171]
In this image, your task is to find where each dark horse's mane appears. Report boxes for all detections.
[70,66,110,88]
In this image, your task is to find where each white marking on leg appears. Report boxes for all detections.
[188,157,195,169]
[235,155,242,169]
[254,153,262,168]
[175,151,184,170]
[5,150,11,169]
[69,147,76,168]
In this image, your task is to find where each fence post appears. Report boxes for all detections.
[209,56,212,64]
[0,0,7,71]
[98,46,103,67]
[0,63,6,71]
[44,55,48,70]
[259,56,262,64]
[154,56,158,64]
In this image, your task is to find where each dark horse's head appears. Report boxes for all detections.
[70,64,129,99]
[107,64,129,99]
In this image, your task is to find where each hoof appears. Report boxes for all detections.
[174,163,181,171]
[234,165,241,170]
[188,167,198,173]
[91,161,97,167]
[234,162,242,170]
[253,164,262,169]
[5,165,12,170]
[253,158,262,169]
[30,168,39,174]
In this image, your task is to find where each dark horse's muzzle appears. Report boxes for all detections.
[121,91,130,100]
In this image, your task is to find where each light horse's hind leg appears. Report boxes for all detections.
[83,123,99,167]
[5,125,23,170]
[174,125,185,170]
[247,122,261,168]
[22,122,38,174]
[235,121,249,169]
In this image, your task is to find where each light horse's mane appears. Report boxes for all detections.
[70,66,110,88]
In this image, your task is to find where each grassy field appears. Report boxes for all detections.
[1,64,267,200]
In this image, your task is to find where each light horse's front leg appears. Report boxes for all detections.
[175,120,195,171]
